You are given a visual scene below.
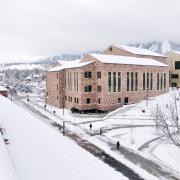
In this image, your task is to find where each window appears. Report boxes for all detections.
[135,72,138,91]
[157,73,159,90]
[118,72,121,92]
[118,98,121,103]
[131,72,134,91]
[74,97,76,103]
[109,46,112,52]
[108,72,111,92]
[77,98,79,104]
[57,84,58,91]
[97,72,101,78]
[84,85,92,92]
[147,73,149,90]
[143,72,145,91]
[150,73,153,90]
[127,72,130,91]
[175,61,180,69]
[68,96,70,101]
[98,98,101,104]
[57,96,58,100]
[84,72,92,78]
[56,72,58,79]
[97,85,101,92]
[113,72,116,92]
[160,73,163,90]
[171,74,179,78]
[164,73,166,89]
[86,98,90,104]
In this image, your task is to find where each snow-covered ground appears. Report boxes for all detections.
[27,88,180,174]
[0,95,128,180]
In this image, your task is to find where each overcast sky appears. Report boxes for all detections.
[0,0,180,62]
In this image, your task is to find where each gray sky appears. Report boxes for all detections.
[0,0,180,62]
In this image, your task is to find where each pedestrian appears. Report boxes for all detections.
[89,123,92,131]
[116,140,120,150]
[100,128,102,136]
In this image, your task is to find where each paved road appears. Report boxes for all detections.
[14,99,180,180]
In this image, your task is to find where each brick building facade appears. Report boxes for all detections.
[46,44,169,112]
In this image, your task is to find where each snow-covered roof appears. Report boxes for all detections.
[90,53,168,67]
[112,44,166,57]
[172,51,180,55]
[49,59,94,72]
[0,86,7,91]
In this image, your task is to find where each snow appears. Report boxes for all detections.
[161,40,172,54]
[31,89,180,176]
[0,95,127,180]
[0,85,7,91]
[172,51,180,55]
[49,59,94,72]
[113,44,166,57]
[153,143,180,172]
[0,64,45,71]
[0,134,19,180]
[90,53,168,66]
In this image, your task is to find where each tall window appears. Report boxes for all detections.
[147,73,149,90]
[127,72,130,91]
[164,73,166,89]
[113,72,116,92]
[143,72,145,91]
[131,72,134,91]
[160,73,163,90]
[84,85,92,92]
[135,72,138,91]
[97,85,101,92]
[56,72,58,79]
[84,72,92,78]
[118,72,121,92]
[150,73,153,90]
[157,73,159,90]
[97,72,101,78]
[57,84,58,91]
[108,72,111,92]
[86,98,90,104]
[109,46,112,52]
[98,98,101,104]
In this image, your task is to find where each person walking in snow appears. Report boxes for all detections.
[116,140,120,150]
[100,128,103,136]
[89,123,92,131]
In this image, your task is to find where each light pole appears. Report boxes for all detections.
[62,120,70,136]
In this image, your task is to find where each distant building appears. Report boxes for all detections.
[46,44,169,113]
[0,86,8,97]
[165,51,180,87]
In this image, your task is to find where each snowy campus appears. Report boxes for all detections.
[1,0,180,180]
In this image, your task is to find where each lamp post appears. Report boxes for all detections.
[62,120,70,136]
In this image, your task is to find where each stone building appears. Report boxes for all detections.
[165,51,180,87]
[46,44,169,113]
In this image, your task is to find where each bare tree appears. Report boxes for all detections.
[152,90,180,148]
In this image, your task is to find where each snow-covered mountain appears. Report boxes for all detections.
[128,40,180,54]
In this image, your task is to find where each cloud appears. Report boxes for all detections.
[0,0,179,62]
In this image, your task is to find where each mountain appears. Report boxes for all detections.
[128,40,180,54]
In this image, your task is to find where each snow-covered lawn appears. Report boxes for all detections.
[0,95,127,180]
